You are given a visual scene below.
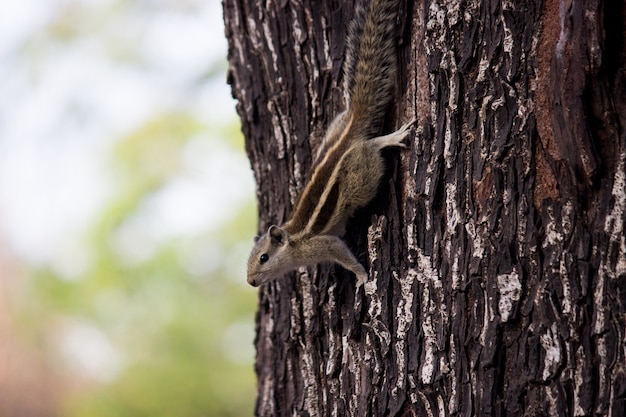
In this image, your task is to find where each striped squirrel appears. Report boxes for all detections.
[247,0,412,287]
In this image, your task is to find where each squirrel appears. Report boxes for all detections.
[247,0,412,287]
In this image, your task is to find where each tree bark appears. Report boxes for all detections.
[223,0,626,415]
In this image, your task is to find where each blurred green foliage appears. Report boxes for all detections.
[26,112,257,417]
[6,0,259,414]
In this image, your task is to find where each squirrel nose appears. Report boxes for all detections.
[247,276,258,287]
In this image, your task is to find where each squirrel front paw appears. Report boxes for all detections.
[372,118,416,150]
[355,267,368,288]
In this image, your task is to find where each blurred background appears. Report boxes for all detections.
[0,0,257,416]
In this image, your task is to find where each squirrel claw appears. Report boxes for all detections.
[356,270,368,288]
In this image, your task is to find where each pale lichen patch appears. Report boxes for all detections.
[573,346,585,416]
[325,283,340,376]
[267,99,287,159]
[445,181,461,236]
[451,247,461,290]
[478,286,493,347]
[417,391,435,417]
[593,269,606,335]
[497,269,521,322]
[546,384,559,417]
[414,248,445,385]
[341,335,362,413]
[393,269,416,394]
[420,285,436,384]
[261,13,279,74]
[465,219,486,261]
[559,256,572,315]
[543,205,564,247]
[540,323,562,381]
[366,218,385,317]
[604,154,626,260]
[298,270,321,415]
[448,335,458,414]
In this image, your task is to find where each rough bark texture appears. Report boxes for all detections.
[224,0,626,415]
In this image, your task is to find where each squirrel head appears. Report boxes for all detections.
[247,225,292,287]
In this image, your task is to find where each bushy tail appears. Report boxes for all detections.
[343,0,399,135]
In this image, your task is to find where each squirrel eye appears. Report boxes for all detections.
[259,254,269,264]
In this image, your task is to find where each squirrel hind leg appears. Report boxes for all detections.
[371,118,415,150]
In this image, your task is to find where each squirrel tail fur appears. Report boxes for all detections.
[343,0,399,135]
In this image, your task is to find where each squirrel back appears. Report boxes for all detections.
[285,0,401,235]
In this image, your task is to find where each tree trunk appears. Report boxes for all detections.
[223,0,626,415]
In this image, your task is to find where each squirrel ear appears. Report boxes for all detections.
[253,236,260,243]
[268,225,286,244]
